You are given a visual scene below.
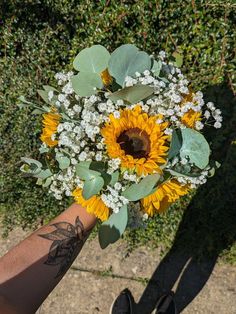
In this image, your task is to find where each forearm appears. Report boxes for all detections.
[0,203,96,314]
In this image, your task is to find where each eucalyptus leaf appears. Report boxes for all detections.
[42,176,53,187]
[42,105,51,112]
[168,129,182,160]
[99,204,128,249]
[20,157,42,175]
[42,85,58,93]
[108,85,154,104]
[82,176,104,200]
[108,44,151,86]
[157,76,169,84]
[39,146,49,154]
[77,161,92,168]
[122,173,161,201]
[56,156,70,170]
[17,96,44,111]
[36,169,52,179]
[36,178,43,185]
[110,171,119,186]
[101,173,112,186]
[208,160,221,177]
[167,168,200,178]
[71,72,103,97]
[18,96,35,105]
[89,161,107,173]
[21,157,42,169]
[152,60,162,77]
[32,108,44,114]
[37,89,51,104]
[76,163,101,180]
[73,45,110,73]
[180,128,210,170]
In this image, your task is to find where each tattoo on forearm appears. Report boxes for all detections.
[39,216,89,278]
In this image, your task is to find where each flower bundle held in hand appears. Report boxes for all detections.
[19,44,222,248]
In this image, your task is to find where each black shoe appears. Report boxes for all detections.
[110,288,135,314]
[155,291,177,314]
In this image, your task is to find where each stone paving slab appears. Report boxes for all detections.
[1,227,236,314]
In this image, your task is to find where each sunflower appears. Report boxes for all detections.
[72,187,109,221]
[181,92,202,129]
[101,105,169,176]
[40,110,60,147]
[141,179,189,216]
[100,68,113,86]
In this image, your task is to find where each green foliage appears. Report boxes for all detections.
[108,85,154,104]
[1,0,236,262]
[76,162,106,199]
[73,45,110,73]
[180,128,210,169]
[71,72,103,96]
[56,155,70,170]
[151,60,162,77]
[99,204,128,249]
[122,173,161,201]
[108,44,151,86]
[168,129,182,160]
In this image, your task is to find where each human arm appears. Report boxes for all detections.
[0,203,96,314]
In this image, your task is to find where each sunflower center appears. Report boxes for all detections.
[117,127,151,158]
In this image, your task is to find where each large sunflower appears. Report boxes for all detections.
[72,187,109,221]
[181,92,202,129]
[141,179,189,216]
[40,110,60,147]
[101,105,169,176]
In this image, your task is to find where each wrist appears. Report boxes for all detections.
[69,203,97,230]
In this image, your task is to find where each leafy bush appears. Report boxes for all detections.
[1,0,236,260]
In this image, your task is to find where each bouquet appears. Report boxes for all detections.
[19,44,222,248]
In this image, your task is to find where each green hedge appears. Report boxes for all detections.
[1,0,236,260]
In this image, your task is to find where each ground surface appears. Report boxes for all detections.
[1,227,236,314]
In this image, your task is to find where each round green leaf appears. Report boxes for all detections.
[110,171,119,186]
[82,176,104,200]
[56,156,70,170]
[108,85,154,104]
[20,157,42,175]
[168,129,182,160]
[89,161,107,173]
[152,60,162,77]
[36,169,52,179]
[180,128,210,169]
[43,176,53,187]
[76,164,101,180]
[98,205,128,249]
[71,72,103,97]
[122,173,161,201]
[73,45,110,73]
[108,44,151,86]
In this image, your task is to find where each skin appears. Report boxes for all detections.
[0,203,97,314]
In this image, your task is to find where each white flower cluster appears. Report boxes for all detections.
[205,102,222,128]
[123,68,222,131]
[107,158,121,174]
[176,167,210,189]
[101,185,129,213]
[122,171,140,183]
[49,166,81,200]
[167,156,211,189]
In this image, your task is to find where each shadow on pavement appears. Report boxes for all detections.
[136,82,236,313]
